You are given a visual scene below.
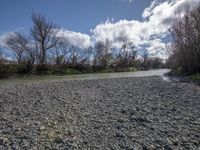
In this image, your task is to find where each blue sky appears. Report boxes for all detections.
[0,0,151,35]
[0,0,198,59]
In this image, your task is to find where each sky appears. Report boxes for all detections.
[0,0,150,34]
[0,0,199,59]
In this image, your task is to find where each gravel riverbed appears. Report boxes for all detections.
[0,76,200,150]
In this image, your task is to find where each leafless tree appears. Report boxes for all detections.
[48,38,71,65]
[23,39,38,65]
[110,40,136,68]
[168,2,200,74]
[5,32,37,65]
[5,32,28,64]
[31,13,59,64]
[80,46,93,66]
[93,40,112,67]
[66,45,92,67]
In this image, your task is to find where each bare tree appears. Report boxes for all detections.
[31,13,58,64]
[110,40,136,68]
[66,45,92,67]
[78,46,93,66]
[6,32,37,65]
[5,32,28,64]
[168,2,200,74]
[23,39,38,65]
[93,40,112,68]
[48,38,70,65]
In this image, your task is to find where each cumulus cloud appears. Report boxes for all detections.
[0,28,92,50]
[91,0,200,59]
[0,27,25,47]
[1,0,200,59]
[56,29,91,49]
[0,36,4,47]
[146,39,167,59]
[0,32,10,47]
[91,19,152,49]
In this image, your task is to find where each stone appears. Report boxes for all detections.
[39,126,45,131]
[164,144,173,150]
[0,137,8,145]
[54,136,64,144]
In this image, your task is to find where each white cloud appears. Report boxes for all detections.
[1,28,92,49]
[0,36,4,47]
[142,0,159,18]
[115,0,134,3]
[147,39,167,59]
[0,32,11,47]
[91,19,148,48]
[0,27,24,47]
[91,0,200,59]
[55,29,92,49]
[1,0,200,59]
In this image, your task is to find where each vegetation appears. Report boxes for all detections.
[189,74,200,81]
[167,2,200,76]
[0,13,165,79]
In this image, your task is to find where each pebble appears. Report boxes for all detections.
[0,77,199,149]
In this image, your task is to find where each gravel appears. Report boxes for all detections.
[0,76,200,150]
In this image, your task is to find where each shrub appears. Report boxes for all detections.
[50,65,81,75]
[0,64,18,78]
[34,65,81,75]
[17,64,33,74]
[34,64,50,75]
[189,74,200,81]
[0,64,34,78]
[127,67,137,72]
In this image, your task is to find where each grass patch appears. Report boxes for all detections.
[189,73,200,81]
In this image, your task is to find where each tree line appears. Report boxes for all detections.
[0,13,164,77]
[167,3,200,75]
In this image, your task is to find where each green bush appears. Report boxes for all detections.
[35,64,50,75]
[0,64,34,78]
[50,65,81,75]
[17,64,33,74]
[0,64,17,78]
[127,67,137,72]
[0,64,83,78]
[189,74,200,81]
[61,68,81,75]
[98,68,113,73]
[168,67,182,76]
[34,65,81,75]
[114,67,137,72]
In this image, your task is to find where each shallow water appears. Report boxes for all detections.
[0,69,170,86]
[68,69,170,80]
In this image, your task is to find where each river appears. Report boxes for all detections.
[0,69,170,86]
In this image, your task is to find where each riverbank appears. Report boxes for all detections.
[0,69,170,86]
[0,76,200,149]
[166,71,200,87]
[0,64,140,79]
